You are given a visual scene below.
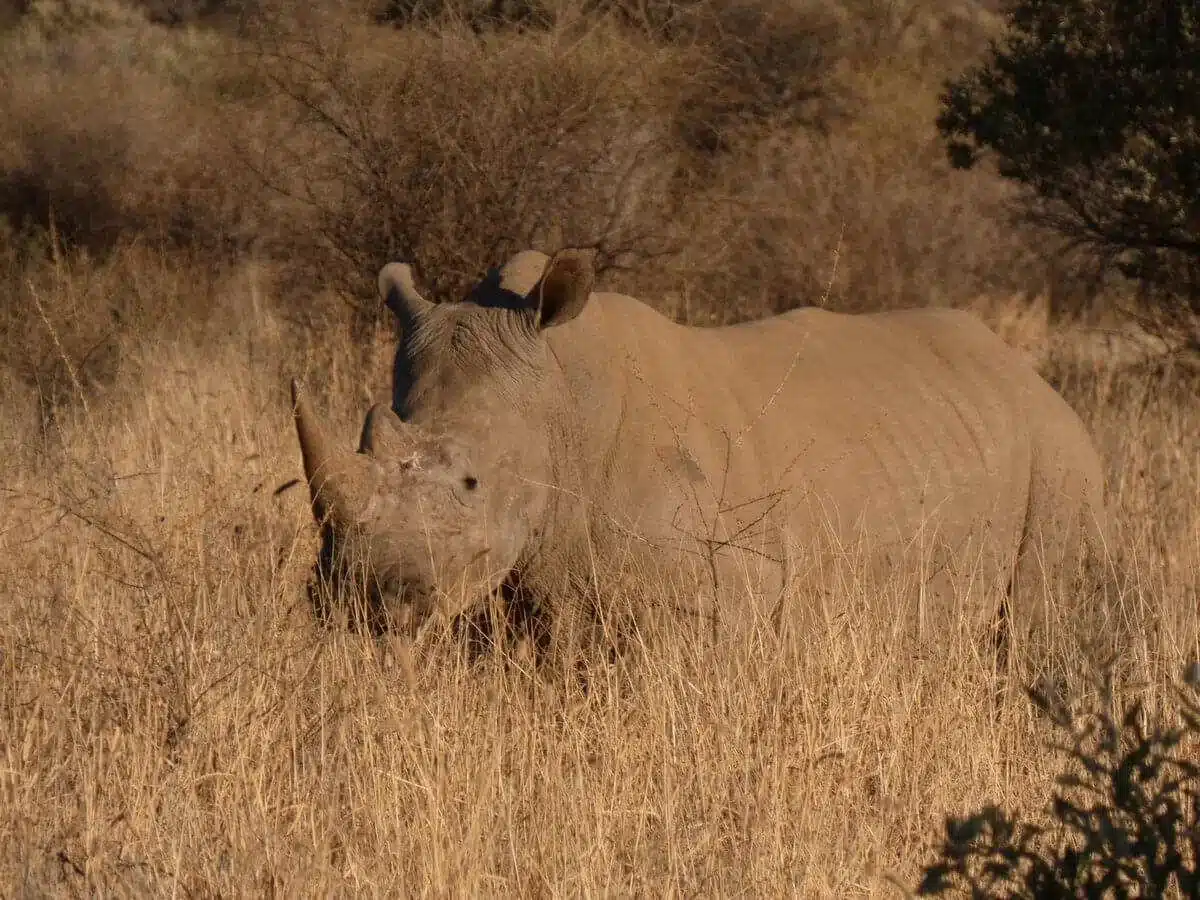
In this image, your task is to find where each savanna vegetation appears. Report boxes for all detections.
[0,0,1196,895]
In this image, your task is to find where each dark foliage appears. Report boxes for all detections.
[915,671,1200,898]
[938,0,1200,345]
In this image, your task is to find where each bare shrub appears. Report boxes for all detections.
[131,0,258,26]
[0,0,1047,329]
[681,0,846,156]
[524,0,852,158]
[233,5,1037,324]
[0,0,29,28]
[245,11,684,316]
[371,0,849,162]
[608,0,848,155]
[0,4,265,256]
[372,0,551,32]
[834,0,1003,72]
[649,78,1046,322]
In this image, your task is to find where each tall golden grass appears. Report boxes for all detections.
[1,247,1196,896]
[1,1,1196,895]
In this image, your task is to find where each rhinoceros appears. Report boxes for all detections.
[291,248,1112,674]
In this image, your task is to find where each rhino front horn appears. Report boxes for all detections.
[290,378,373,524]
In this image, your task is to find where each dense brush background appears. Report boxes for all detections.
[0,0,1196,895]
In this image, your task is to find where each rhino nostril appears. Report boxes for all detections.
[462,476,479,491]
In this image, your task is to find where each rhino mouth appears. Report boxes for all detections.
[305,544,436,637]
[373,581,436,637]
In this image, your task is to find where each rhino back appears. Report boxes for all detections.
[541,296,1056,617]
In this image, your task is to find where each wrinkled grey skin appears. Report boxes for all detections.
[292,248,1112,673]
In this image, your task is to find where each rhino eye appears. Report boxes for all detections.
[462,476,479,491]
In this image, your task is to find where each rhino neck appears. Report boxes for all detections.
[508,294,678,589]
[525,333,634,561]
[543,295,665,475]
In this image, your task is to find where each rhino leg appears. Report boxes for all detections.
[1004,427,1122,692]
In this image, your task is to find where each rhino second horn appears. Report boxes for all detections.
[290,378,374,524]
[359,402,412,459]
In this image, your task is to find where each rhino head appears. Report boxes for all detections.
[292,249,594,635]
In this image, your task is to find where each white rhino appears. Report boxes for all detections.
[291,249,1112,673]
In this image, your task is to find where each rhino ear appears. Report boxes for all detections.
[533,249,594,330]
[498,250,550,298]
[358,402,409,458]
[379,262,434,327]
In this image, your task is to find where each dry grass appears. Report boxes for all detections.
[1,251,1196,897]
[1,0,1197,896]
